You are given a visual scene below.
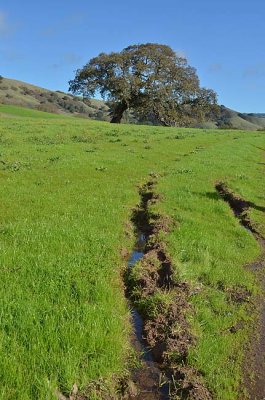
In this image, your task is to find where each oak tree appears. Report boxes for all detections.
[69,43,217,126]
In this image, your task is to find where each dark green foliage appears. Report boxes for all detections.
[69,43,218,126]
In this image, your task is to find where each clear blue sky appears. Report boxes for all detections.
[1,0,264,112]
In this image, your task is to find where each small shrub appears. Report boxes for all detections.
[95,166,107,171]
[37,103,59,114]
[48,156,60,162]
[175,168,193,174]
[72,135,93,143]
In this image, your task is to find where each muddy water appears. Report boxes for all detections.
[128,233,170,400]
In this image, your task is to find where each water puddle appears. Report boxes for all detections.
[128,234,146,267]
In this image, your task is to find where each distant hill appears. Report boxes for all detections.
[214,106,265,131]
[1,77,265,130]
[247,113,265,118]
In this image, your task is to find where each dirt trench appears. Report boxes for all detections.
[216,182,265,400]
[125,178,212,400]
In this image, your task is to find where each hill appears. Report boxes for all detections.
[0,77,110,120]
[1,77,265,130]
[216,105,265,131]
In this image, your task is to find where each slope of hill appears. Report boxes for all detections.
[0,77,110,120]
[216,106,265,130]
[248,113,265,118]
[1,77,264,130]
[0,103,68,119]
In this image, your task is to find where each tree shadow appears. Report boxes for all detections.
[247,201,265,212]
[203,191,220,201]
[196,191,265,212]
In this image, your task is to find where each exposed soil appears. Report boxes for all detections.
[226,285,252,305]
[126,178,212,399]
[216,182,265,400]
[215,182,263,236]
[167,367,213,400]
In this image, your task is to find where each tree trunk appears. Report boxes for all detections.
[110,100,128,123]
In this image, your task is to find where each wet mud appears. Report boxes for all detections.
[127,232,170,400]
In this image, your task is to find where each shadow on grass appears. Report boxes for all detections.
[195,191,265,213]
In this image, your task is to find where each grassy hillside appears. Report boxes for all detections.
[0,107,264,399]
[0,77,110,120]
[1,77,265,130]
[0,104,65,118]
[217,106,265,131]
[240,112,265,128]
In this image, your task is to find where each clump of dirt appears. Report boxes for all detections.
[168,367,213,400]
[229,320,244,334]
[121,247,130,260]
[226,285,252,304]
[68,375,141,400]
[129,250,162,297]
[152,214,173,235]
[129,249,176,294]
[144,299,194,364]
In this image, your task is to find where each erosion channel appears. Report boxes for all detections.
[128,231,170,400]
[125,178,212,400]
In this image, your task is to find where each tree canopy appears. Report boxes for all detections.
[69,43,218,126]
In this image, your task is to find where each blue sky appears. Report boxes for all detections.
[1,0,264,112]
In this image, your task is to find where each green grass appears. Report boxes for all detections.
[0,104,64,118]
[0,112,264,399]
[155,136,264,398]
